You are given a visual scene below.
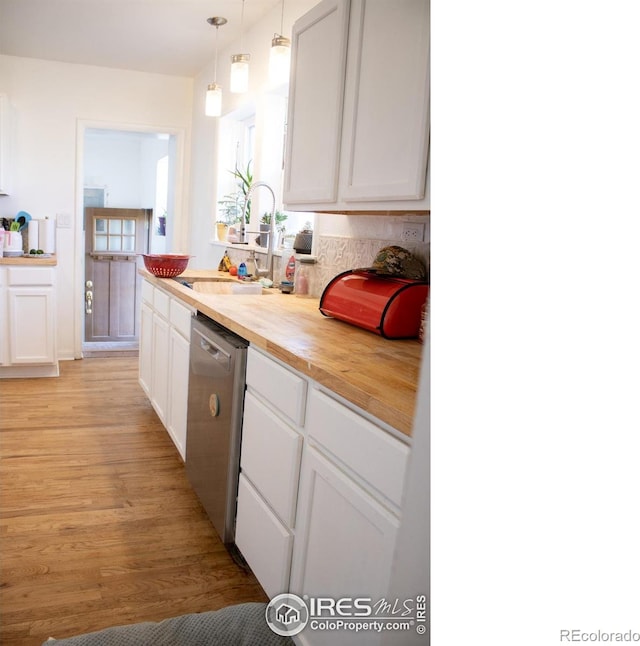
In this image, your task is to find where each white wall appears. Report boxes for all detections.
[0,54,193,358]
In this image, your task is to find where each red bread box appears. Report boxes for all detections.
[319,270,429,339]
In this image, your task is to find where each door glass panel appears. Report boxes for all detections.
[123,236,135,252]
[108,236,122,251]
[93,217,138,253]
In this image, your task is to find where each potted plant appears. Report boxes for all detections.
[259,210,288,247]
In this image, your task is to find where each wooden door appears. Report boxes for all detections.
[84,207,150,343]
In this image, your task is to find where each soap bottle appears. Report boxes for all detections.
[295,257,317,297]
[238,262,247,279]
[285,255,296,282]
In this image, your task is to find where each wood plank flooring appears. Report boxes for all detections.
[0,358,267,646]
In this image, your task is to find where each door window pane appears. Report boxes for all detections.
[94,217,137,253]
[108,236,122,252]
[123,236,135,252]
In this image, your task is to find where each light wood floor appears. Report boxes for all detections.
[0,358,267,646]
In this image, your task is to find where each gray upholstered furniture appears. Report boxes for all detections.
[43,602,293,646]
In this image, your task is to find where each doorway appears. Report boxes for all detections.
[80,127,177,357]
[84,207,150,353]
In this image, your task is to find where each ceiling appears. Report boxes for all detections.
[0,0,286,78]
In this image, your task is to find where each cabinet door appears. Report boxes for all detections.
[150,313,170,423]
[283,0,350,204]
[138,300,153,396]
[290,446,399,644]
[8,287,56,364]
[236,474,293,600]
[340,0,430,202]
[241,391,303,527]
[167,327,190,460]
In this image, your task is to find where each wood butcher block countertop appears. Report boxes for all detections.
[142,268,423,438]
[0,255,58,265]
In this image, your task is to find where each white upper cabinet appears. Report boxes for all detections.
[284,0,350,205]
[284,0,430,213]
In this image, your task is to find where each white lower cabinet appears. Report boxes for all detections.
[139,300,153,395]
[150,311,170,422]
[138,279,194,460]
[236,346,409,646]
[289,446,400,646]
[236,347,305,598]
[166,325,190,459]
[0,265,58,377]
[236,474,294,600]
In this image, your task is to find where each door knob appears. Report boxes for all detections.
[85,280,93,289]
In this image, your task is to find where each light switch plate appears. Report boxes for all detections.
[57,213,72,228]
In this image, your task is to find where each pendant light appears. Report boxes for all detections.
[269,0,291,86]
[205,16,227,117]
[230,0,250,94]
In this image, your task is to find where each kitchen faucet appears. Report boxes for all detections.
[241,180,277,282]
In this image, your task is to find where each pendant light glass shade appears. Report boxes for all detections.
[230,54,250,93]
[230,0,250,94]
[269,34,291,86]
[205,83,222,117]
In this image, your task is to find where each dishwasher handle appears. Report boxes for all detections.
[193,328,232,370]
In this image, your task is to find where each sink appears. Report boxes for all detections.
[174,277,270,295]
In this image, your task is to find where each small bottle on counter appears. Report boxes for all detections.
[285,255,296,283]
[295,257,318,298]
[237,262,247,279]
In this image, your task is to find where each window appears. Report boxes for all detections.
[94,217,136,253]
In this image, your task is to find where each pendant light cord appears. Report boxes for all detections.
[279,0,285,36]
[214,24,219,81]
[240,0,245,51]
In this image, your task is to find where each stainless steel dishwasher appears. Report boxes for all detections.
[186,313,248,545]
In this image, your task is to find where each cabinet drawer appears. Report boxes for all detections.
[306,388,409,509]
[169,298,193,339]
[141,279,154,304]
[8,267,54,286]
[235,474,293,599]
[246,347,306,426]
[152,287,170,319]
[241,391,302,527]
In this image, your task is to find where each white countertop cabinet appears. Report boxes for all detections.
[0,265,59,378]
[284,0,430,212]
[139,278,194,460]
[235,346,410,642]
[235,347,306,599]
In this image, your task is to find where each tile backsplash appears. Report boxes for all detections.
[316,235,429,294]
[222,213,430,297]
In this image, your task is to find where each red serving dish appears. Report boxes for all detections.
[319,270,429,339]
